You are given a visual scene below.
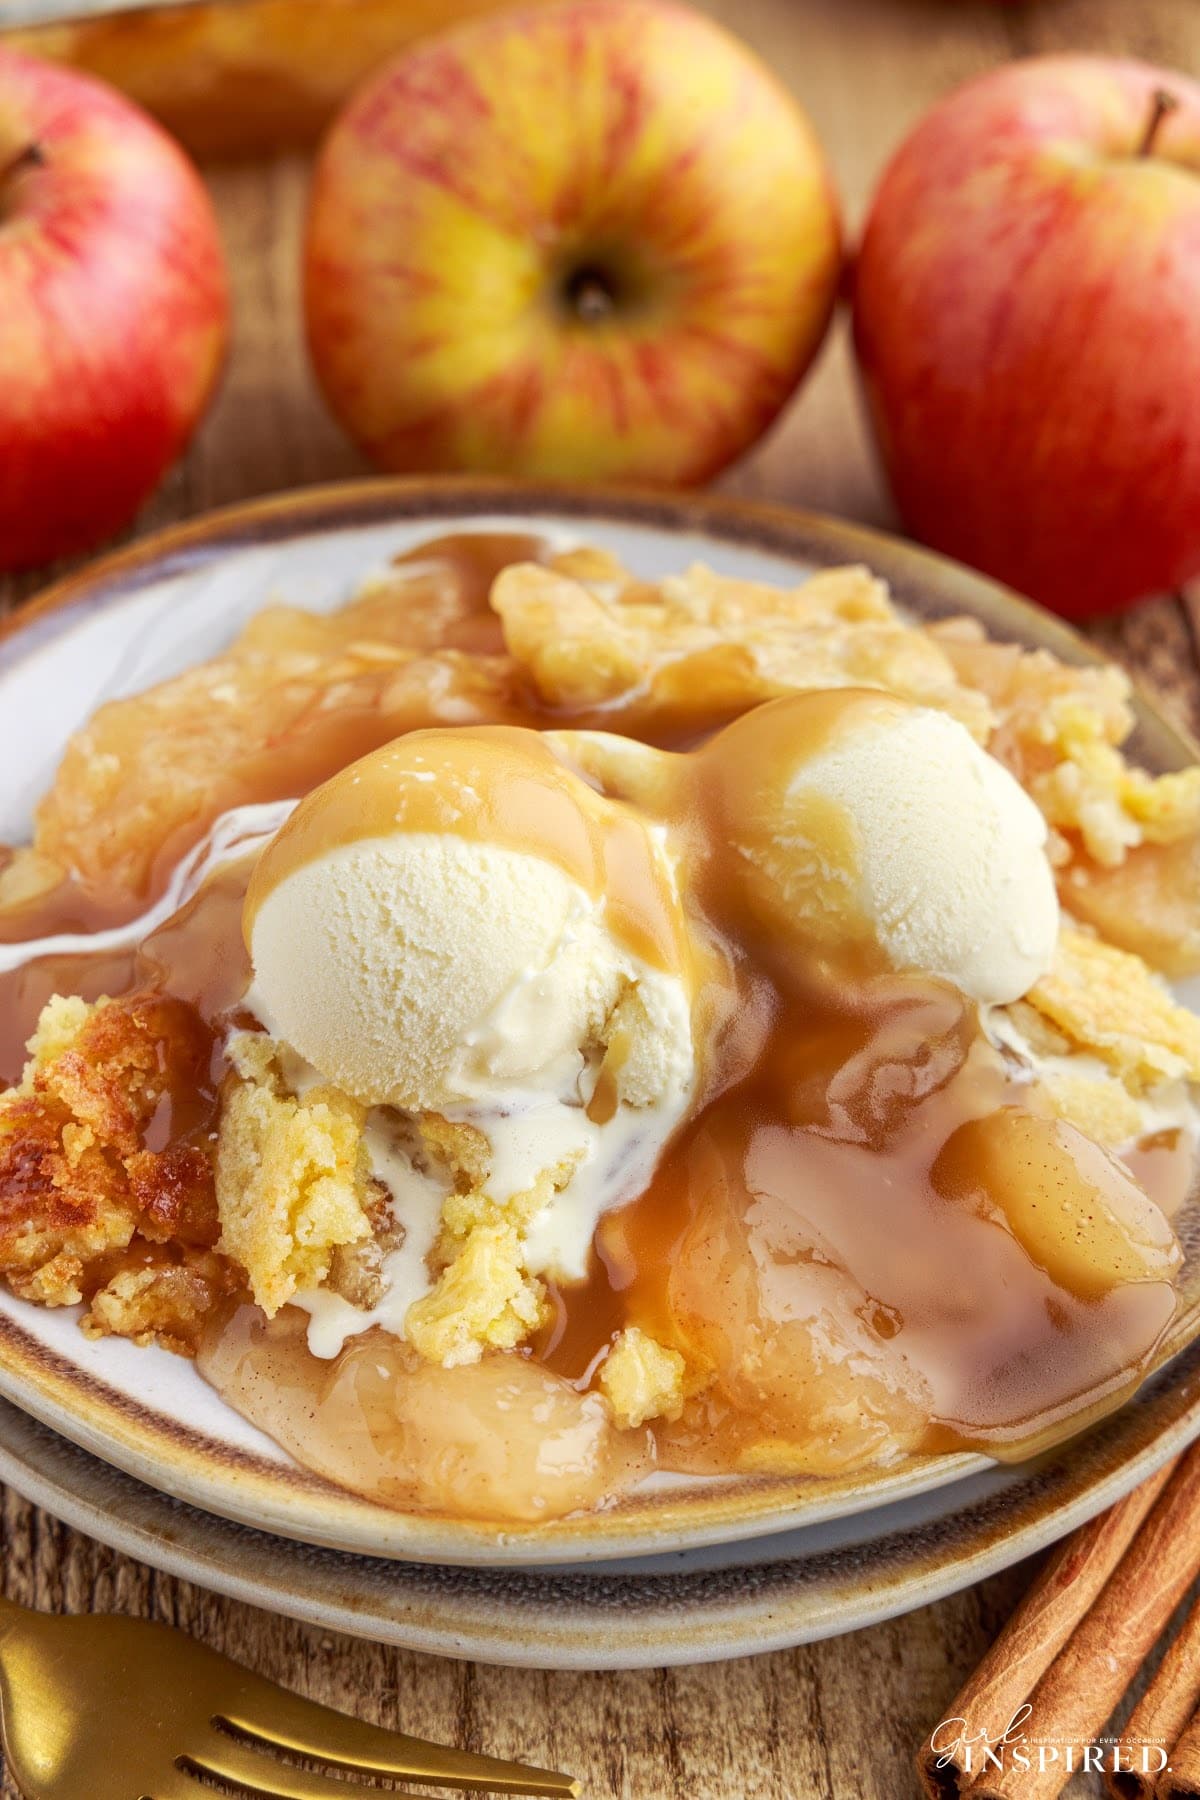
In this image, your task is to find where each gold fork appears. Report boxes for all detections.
[0,1593,580,1799]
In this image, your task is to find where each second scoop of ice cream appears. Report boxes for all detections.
[703,690,1060,1005]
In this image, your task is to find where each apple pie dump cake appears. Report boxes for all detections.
[2,532,1199,1522]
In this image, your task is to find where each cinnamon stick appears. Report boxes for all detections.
[917,1458,1178,1800]
[1103,1600,1200,1800]
[1162,1705,1200,1799]
[968,1443,1200,1800]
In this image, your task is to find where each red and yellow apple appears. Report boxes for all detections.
[0,49,230,572]
[853,56,1200,618]
[304,0,841,485]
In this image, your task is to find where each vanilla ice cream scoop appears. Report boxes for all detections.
[700,690,1059,1005]
[244,726,695,1115]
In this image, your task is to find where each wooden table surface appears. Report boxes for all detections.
[4,2,1200,1795]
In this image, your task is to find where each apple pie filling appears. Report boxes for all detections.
[2,533,1199,1523]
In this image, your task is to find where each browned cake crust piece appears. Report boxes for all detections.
[0,993,241,1351]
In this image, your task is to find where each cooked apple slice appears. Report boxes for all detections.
[935,1108,1181,1299]
[662,1134,931,1475]
[199,1305,650,1523]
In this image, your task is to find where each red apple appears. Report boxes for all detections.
[853,56,1200,618]
[0,49,230,572]
[304,0,841,486]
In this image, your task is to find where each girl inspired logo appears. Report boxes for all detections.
[928,1706,1171,1779]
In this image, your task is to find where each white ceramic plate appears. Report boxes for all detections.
[1,478,1197,1587]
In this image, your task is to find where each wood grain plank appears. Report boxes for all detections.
[1005,0,1200,65]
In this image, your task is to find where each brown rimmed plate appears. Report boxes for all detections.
[1,477,1198,1587]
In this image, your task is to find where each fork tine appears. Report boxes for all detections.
[213,1672,579,1796]
[186,1735,580,1798]
[181,1742,405,1797]
[180,1749,371,1799]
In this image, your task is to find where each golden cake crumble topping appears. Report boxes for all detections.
[215,1030,374,1318]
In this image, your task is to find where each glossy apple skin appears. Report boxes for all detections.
[853,56,1200,618]
[304,0,841,485]
[0,50,229,571]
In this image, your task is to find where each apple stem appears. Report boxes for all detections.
[1137,89,1180,157]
